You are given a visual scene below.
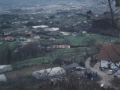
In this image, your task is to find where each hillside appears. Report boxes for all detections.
[0,0,102,8]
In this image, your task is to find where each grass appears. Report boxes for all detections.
[0,42,12,50]
[10,32,119,70]
[1,13,120,72]
[11,46,88,70]
[1,32,118,69]
[62,33,118,45]
[86,34,118,44]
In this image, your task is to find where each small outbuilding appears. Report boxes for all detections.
[0,65,12,73]
[32,67,66,79]
[62,63,79,69]
[0,74,7,82]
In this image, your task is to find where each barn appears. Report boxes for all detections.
[97,44,120,70]
[32,67,66,79]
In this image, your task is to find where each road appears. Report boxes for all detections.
[85,57,114,87]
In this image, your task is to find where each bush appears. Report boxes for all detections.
[79,61,85,67]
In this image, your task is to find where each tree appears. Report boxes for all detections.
[115,0,120,7]
[13,42,44,62]
[86,10,92,20]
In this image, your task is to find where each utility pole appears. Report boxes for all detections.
[108,0,114,25]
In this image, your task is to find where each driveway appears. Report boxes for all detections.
[85,57,114,86]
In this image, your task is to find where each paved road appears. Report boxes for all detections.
[85,57,114,86]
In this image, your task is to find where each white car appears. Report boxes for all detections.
[108,70,114,75]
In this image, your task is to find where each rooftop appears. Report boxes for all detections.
[5,36,13,39]
[97,44,120,61]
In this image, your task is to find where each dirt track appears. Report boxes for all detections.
[85,57,114,86]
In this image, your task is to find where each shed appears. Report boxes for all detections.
[0,65,12,73]
[32,67,66,79]
[0,74,7,82]
[62,63,79,69]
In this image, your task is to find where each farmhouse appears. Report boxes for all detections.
[5,36,14,41]
[26,31,32,35]
[97,44,120,70]
[32,25,48,29]
[26,32,33,37]
[49,37,55,41]
[47,45,70,49]
[32,67,66,79]
[34,35,40,39]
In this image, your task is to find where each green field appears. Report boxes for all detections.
[10,32,120,70]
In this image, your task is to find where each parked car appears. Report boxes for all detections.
[108,70,114,75]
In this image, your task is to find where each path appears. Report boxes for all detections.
[85,57,114,86]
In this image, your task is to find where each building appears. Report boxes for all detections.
[34,35,40,39]
[62,63,79,70]
[49,37,55,41]
[19,37,26,41]
[0,65,12,73]
[3,32,10,36]
[115,0,120,7]
[47,45,70,49]
[32,67,66,79]
[27,31,32,35]
[97,44,120,70]
[32,25,48,29]
[0,74,7,82]
[82,31,87,34]
[5,36,14,41]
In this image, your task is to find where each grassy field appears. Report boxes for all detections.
[58,33,118,45]
[10,32,120,70]
[1,13,120,70]
[0,42,12,50]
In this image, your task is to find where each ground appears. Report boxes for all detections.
[85,57,118,89]
[4,64,52,79]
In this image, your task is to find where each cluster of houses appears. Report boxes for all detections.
[1,43,120,90]
[0,25,60,43]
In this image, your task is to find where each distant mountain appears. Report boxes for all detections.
[0,0,99,8]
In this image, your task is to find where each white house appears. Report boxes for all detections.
[0,65,12,73]
[82,31,87,34]
[97,44,120,70]
[32,25,48,29]
[32,67,66,79]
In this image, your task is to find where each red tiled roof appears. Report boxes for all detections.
[5,36,13,40]
[47,45,70,49]
[27,32,32,35]
[97,44,120,61]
